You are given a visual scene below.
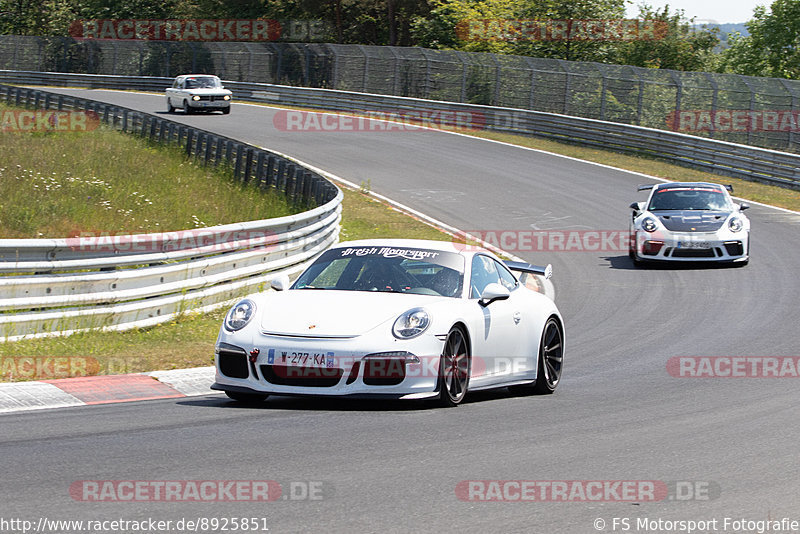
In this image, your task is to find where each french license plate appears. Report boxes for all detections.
[267,349,334,368]
[678,241,711,249]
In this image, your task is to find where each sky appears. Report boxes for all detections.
[624,0,767,24]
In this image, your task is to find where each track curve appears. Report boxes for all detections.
[3,89,799,532]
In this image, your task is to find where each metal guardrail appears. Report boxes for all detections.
[0,83,342,341]
[5,36,800,154]
[2,69,799,191]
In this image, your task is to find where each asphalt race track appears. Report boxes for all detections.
[3,89,800,533]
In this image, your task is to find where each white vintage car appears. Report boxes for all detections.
[212,239,564,407]
[166,74,231,114]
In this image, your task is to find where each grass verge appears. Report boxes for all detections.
[0,103,298,238]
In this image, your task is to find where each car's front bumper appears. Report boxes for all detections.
[213,332,447,399]
[188,100,230,111]
[633,230,749,262]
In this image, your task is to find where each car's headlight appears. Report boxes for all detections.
[642,217,658,233]
[223,95,231,101]
[392,308,430,339]
[192,95,201,101]
[729,217,743,232]
[225,299,256,332]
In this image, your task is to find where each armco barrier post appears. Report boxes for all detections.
[243,147,254,183]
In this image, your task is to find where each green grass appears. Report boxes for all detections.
[0,104,298,238]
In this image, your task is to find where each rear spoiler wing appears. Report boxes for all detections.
[638,183,734,193]
[504,260,552,280]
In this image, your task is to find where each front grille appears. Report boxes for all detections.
[724,241,744,256]
[260,365,343,387]
[362,358,406,386]
[670,248,716,258]
[218,349,249,379]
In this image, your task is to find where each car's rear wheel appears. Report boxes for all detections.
[225,391,268,404]
[183,100,192,114]
[437,326,470,407]
[534,317,563,394]
[511,316,563,396]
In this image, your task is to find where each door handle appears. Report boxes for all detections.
[513,312,522,324]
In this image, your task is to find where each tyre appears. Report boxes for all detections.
[511,316,563,395]
[222,107,230,115]
[183,100,192,114]
[166,98,175,113]
[225,391,268,404]
[436,326,470,407]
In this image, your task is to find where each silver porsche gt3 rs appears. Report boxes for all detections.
[212,239,564,407]
[629,182,750,265]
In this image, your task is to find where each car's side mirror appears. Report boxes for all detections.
[271,274,290,291]
[479,283,510,307]
[739,202,750,211]
[630,202,643,211]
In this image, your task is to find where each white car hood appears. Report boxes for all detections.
[259,290,445,337]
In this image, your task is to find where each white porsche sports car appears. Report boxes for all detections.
[629,182,750,265]
[166,74,232,114]
[212,239,564,407]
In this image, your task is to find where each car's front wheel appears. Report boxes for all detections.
[166,98,175,113]
[222,106,230,115]
[183,100,192,114]
[437,326,470,407]
[225,391,268,404]
[629,233,643,266]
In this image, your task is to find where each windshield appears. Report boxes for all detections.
[184,77,220,89]
[648,186,733,211]
[293,246,465,297]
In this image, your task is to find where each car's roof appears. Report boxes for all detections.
[332,238,477,256]
[176,74,220,79]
